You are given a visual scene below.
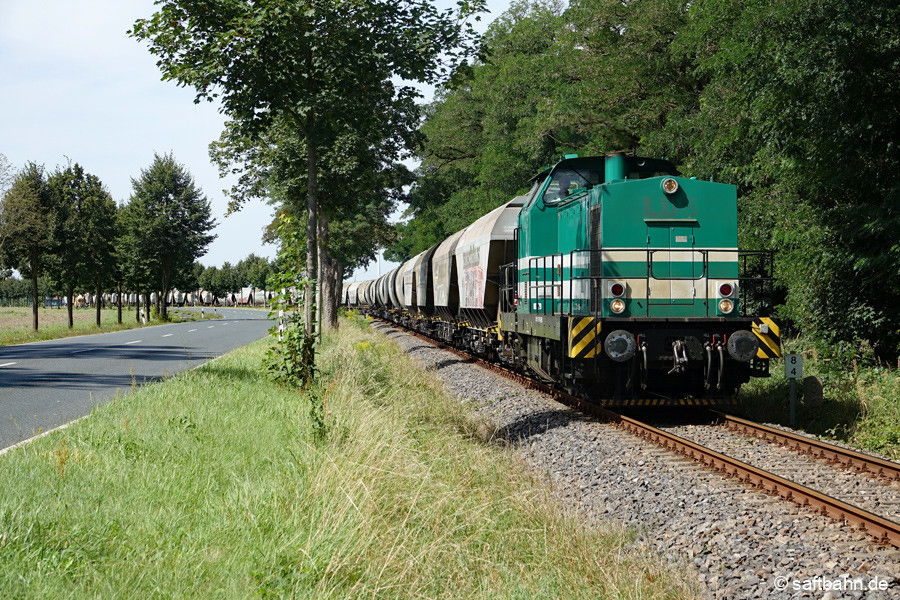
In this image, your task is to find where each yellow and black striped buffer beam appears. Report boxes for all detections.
[752,317,782,358]
[606,397,733,407]
[568,317,601,359]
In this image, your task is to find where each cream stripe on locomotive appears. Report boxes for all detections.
[517,251,591,271]
[599,248,739,263]
[519,250,739,302]
[518,249,739,273]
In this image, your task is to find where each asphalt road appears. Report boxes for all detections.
[0,307,272,451]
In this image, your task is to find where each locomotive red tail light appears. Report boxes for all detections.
[609,282,626,297]
[718,282,734,297]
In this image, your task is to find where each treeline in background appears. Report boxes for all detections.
[391,0,899,361]
[0,151,272,331]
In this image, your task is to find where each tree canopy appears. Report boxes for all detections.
[47,164,118,327]
[397,0,900,358]
[133,0,484,348]
[123,153,216,320]
[0,163,55,331]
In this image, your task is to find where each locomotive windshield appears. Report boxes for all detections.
[543,168,602,204]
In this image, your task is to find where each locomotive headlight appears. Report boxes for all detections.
[718,299,734,314]
[610,298,626,314]
[661,177,679,195]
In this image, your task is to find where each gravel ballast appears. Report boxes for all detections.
[376,324,900,600]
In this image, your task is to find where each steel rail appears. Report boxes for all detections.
[712,411,900,482]
[608,413,900,549]
[374,318,900,548]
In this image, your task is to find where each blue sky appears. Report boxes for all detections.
[0,0,509,273]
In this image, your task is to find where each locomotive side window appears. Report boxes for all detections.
[522,176,546,209]
[543,168,601,204]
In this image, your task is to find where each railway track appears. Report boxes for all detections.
[384,319,900,550]
[712,412,900,483]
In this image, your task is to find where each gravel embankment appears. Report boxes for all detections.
[657,423,900,522]
[376,324,900,600]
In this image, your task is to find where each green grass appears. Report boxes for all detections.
[0,306,218,347]
[0,315,696,599]
[738,342,900,459]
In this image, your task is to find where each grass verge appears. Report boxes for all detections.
[738,341,900,459]
[0,307,219,347]
[0,315,695,599]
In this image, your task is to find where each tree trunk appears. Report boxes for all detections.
[66,287,74,329]
[305,135,318,338]
[144,292,151,323]
[136,293,141,323]
[29,251,39,332]
[331,259,343,330]
[317,216,328,335]
[117,282,122,324]
[322,258,335,332]
[161,272,169,321]
[95,281,102,327]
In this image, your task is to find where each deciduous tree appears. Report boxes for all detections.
[132,0,483,378]
[47,164,118,327]
[127,153,216,320]
[0,163,54,331]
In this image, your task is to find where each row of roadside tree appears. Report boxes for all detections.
[0,251,274,310]
[0,152,218,331]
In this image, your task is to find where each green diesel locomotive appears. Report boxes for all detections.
[347,153,781,405]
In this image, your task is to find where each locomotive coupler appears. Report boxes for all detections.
[668,340,690,375]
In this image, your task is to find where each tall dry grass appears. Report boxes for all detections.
[0,317,697,598]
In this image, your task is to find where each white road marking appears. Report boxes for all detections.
[207,326,215,329]
[188,329,197,332]
[0,362,16,367]
[125,340,142,345]
[162,334,174,338]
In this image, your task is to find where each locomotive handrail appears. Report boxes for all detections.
[520,248,775,318]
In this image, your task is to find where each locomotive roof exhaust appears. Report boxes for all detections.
[605,153,627,183]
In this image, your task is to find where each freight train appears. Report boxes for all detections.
[345,153,781,406]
